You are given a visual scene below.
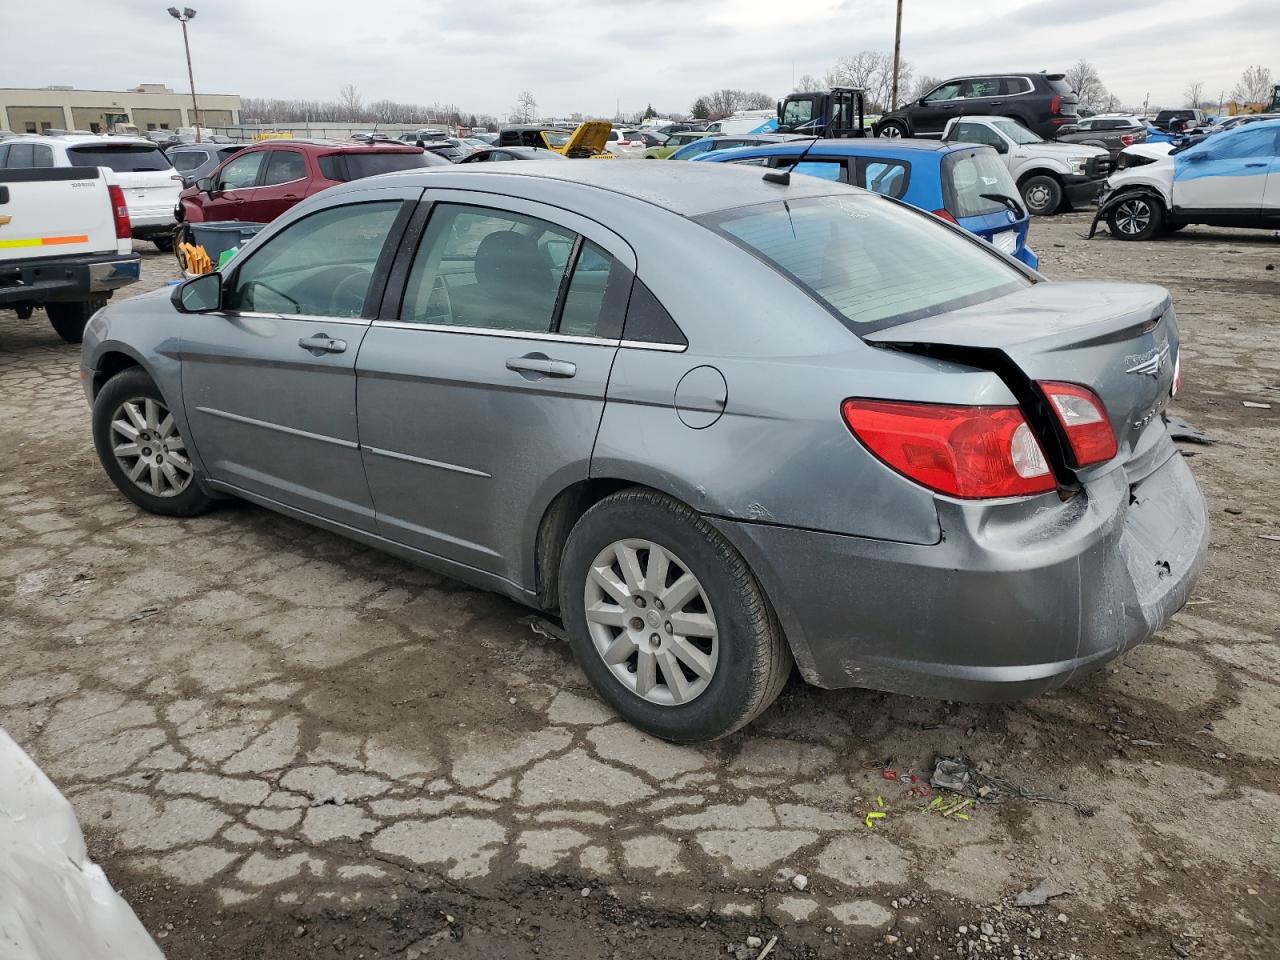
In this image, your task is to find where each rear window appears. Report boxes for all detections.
[1047,78,1076,98]
[318,151,433,181]
[66,144,171,172]
[942,148,1022,219]
[698,194,1029,333]
[170,150,209,172]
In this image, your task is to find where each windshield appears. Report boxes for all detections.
[698,195,1030,333]
[989,119,1041,144]
[943,148,1022,218]
[66,144,171,172]
[542,130,572,147]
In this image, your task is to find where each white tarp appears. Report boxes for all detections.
[0,729,164,960]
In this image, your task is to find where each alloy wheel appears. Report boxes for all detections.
[583,539,719,707]
[880,125,903,138]
[109,397,194,498]
[1115,199,1151,235]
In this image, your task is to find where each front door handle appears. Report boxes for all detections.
[1244,161,1267,168]
[298,334,347,355]
[506,353,576,379]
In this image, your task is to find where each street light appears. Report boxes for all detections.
[167,7,202,143]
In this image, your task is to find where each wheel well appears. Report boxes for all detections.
[533,477,644,611]
[1104,186,1168,216]
[92,351,140,399]
[1017,168,1063,187]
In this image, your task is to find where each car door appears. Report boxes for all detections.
[204,149,267,221]
[1173,125,1275,223]
[247,148,308,222]
[180,191,417,529]
[958,77,1003,119]
[355,192,635,589]
[912,80,965,135]
[1263,128,1280,225]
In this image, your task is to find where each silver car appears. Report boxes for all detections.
[81,162,1208,742]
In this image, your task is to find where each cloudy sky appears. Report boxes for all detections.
[5,0,1277,117]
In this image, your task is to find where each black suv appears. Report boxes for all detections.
[874,73,1079,140]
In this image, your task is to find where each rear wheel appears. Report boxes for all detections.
[1107,194,1163,240]
[877,120,908,138]
[46,298,105,343]
[1020,174,1063,216]
[559,488,791,743]
[152,235,175,253]
[92,367,215,517]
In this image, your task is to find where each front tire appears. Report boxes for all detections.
[1020,174,1063,216]
[92,368,215,517]
[877,120,908,138]
[1106,194,1163,240]
[559,488,791,743]
[46,298,105,343]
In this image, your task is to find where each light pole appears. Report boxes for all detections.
[167,7,201,143]
[890,0,904,111]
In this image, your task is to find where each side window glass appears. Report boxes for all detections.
[622,280,686,347]
[794,161,846,182]
[7,144,34,168]
[955,122,1000,148]
[0,145,7,166]
[729,157,771,167]
[783,99,814,127]
[558,240,627,338]
[964,78,1000,98]
[225,201,401,317]
[924,82,962,102]
[401,204,574,333]
[859,160,908,198]
[1203,128,1275,161]
[172,151,206,172]
[32,145,53,168]
[217,152,265,189]
[262,150,306,185]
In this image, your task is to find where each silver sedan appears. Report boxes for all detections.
[81,161,1207,742]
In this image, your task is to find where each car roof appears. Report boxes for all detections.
[20,134,159,147]
[488,146,567,159]
[237,139,422,155]
[705,138,960,157]
[339,159,850,217]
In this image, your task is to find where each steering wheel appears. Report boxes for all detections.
[329,268,372,317]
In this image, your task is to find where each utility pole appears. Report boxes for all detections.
[890,0,904,110]
[168,8,202,142]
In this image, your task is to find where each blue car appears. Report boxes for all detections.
[694,139,1039,269]
[667,134,804,162]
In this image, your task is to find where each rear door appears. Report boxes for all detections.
[355,192,634,589]
[245,148,308,222]
[180,192,416,529]
[1263,127,1280,225]
[1172,125,1275,222]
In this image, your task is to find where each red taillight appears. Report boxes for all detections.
[107,184,131,240]
[931,208,958,224]
[841,399,1055,499]
[1038,381,1117,467]
[1050,95,1061,115]
[1120,133,1135,146]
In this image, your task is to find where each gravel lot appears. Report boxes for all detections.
[1,214,1277,960]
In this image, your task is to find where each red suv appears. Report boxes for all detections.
[176,140,447,225]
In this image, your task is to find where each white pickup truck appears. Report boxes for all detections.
[941,115,1112,216]
[0,166,141,342]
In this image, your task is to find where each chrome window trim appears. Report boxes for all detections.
[223,310,371,326]
[369,319,689,352]
[259,174,307,188]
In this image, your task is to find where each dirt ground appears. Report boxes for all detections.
[1,213,1277,960]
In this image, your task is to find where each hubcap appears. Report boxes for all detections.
[1026,184,1052,211]
[881,125,902,138]
[109,397,193,498]
[1115,199,1151,235]
[584,539,719,707]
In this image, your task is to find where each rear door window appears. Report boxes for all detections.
[318,152,430,181]
[171,150,209,172]
[66,144,170,172]
[557,240,630,338]
[262,149,306,185]
[4,143,34,167]
[963,78,1002,99]
[794,160,847,182]
[856,159,908,198]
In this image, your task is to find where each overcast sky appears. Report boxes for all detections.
[5,0,1277,117]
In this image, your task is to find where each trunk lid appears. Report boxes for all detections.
[66,143,178,221]
[865,282,1177,468]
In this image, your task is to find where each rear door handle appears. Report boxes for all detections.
[298,334,347,355]
[506,353,576,378]
[1244,162,1267,167]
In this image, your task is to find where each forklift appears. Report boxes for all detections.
[775,87,869,138]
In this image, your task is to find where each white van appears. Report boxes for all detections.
[704,110,778,136]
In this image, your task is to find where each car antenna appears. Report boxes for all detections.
[763,137,821,185]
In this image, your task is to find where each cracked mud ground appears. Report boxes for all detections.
[1,216,1277,960]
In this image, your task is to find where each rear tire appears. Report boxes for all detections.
[559,488,792,743]
[92,367,215,517]
[152,235,175,253]
[1106,194,1163,240]
[877,120,908,138]
[46,298,105,343]
[1020,174,1063,216]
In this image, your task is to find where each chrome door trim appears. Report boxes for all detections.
[223,311,371,326]
[365,445,492,478]
[369,319,687,352]
[194,406,359,448]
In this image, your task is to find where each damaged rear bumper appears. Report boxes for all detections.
[711,439,1208,701]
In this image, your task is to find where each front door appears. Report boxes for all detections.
[914,80,964,135]
[181,193,416,530]
[356,192,635,590]
[203,149,267,221]
[1173,125,1276,223]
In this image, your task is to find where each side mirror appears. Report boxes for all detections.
[994,139,1009,154]
[172,272,222,313]
[196,176,215,194]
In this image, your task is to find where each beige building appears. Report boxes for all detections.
[0,84,240,135]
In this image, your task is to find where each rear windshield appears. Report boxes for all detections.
[698,194,1030,333]
[318,151,433,181]
[942,147,1023,218]
[66,144,171,172]
[1047,78,1077,98]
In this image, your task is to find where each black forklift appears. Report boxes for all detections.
[775,87,869,138]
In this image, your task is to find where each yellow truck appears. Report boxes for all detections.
[495,120,612,158]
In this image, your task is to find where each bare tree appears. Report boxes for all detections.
[796,73,823,93]
[338,83,362,120]
[511,90,538,123]
[1231,65,1273,106]
[824,51,911,111]
[1183,79,1205,109]
[741,90,775,110]
[1065,59,1114,112]
[908,74,942,103]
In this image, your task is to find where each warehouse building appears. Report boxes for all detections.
[0,84,240,135]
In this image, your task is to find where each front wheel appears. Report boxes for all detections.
[1020,174,1063,216]
[877,120,907,138]
[559,488,792,743]
[1106,194,1163,240]
[46,298,105,343]
[92,367,215,517]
